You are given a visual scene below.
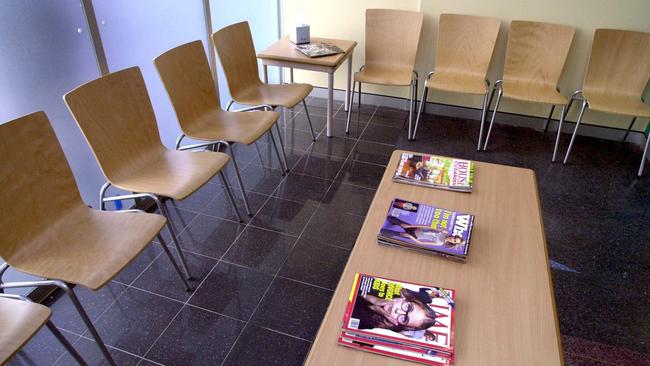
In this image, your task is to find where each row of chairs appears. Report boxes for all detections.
[0,22,314,365]
[345,10,650,176]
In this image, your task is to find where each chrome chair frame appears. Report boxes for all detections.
[0,264,114,366]
[345,67,419,139]
[412,71,491,151]
[560,91,650,176]
[0,293,88,365]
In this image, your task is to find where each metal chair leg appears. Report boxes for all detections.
[563,100,588,164]
[357,82,362,134]
[156,234,193,291]
[639,129,649,176]
[483,85,503,151]
[47,321,88,365]
[407,78,414,140]
[412,82,429,141]
[623,117,637,142]
[301,100,317,141]
[552,104,568,162]
[267,130,287,174]
[158,201,193,280]
[346,80,357,134]
[226,100,234,111]
[543,105,555,132]
[219,172,243,222]
[274,123,290,172]
[60,283,116,366]
[477,91,490,151]
[224,143,252,216]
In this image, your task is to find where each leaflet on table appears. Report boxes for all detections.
[394,153,473,192]
[378,198,474,259]
[342,273,456,353]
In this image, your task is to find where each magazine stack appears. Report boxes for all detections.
[377,198,475,262]
[338,273,457,365]
[393,153,474,192]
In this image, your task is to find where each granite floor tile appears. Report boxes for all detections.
[251,277,332,341]
[154,205,198,243]
[48,282,128,335]
[284,111,328,133]
[279,238,351,290]
[321,181,376,216]
[201,190,269,222]
[169,182,223,213]
[145,305,245,366]
[301,206,365,249]
[237,164,285,196]
[292,152,347,180]
[335,159,387,189]
[223,226,297,274]
[369,113,408,129]
[276,129,318,152]
[307,135,357,158]
[54,337,141,366]
[175,214,246,258]
[251,197,319,236]
[132,248,217,301]
[113,244,163,286]
[91,287,183,356]
[249,145,304,171]
[334,103,376,122]
[273,172,332,203]
[350,140,396,165]
[360,124,403,145]
[223,325,312,366]
[189,262,273,321]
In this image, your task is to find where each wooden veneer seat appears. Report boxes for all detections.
[561,29,650,176]
[347,9,424,137]
[483,20,575,159]
[412,13,500,149]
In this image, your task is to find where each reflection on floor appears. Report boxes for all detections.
[8,97,649,366]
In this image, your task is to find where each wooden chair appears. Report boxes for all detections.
[412,13,500,149]
[212,21,317,172]
[561,29,650,176]
[155,40,282,216]
[64,67,244,282]
[347,9,424,138]
[1,294,87,365]
[483,21,575,159]
[0,111,191,366]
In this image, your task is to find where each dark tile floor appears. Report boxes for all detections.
[8,97,649,366]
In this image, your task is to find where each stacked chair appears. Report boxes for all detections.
[482,20,575,160]
[212,21,317,173]
[154,40,281,216]
[412,13,501,149]
[559,29,650,176]
[346,9,424,137]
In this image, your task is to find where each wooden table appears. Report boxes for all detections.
[305,151,563,366]
[257,36,357,137]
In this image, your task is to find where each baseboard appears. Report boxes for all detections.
[309,86,649,151]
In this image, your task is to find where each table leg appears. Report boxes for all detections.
[327,71,334,137]
[289,67,294,83]
[345,53,353,112]
[263,64,268,83]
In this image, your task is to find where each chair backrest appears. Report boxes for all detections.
[583,28,650,97]
[212,21,262,100]
[365,9,424,69]
[154,40,221,135]
[434,14,501,77]
[64,67,166,182]
[0,296,51,364]
[0,112,86,261]
[502,21,575,87]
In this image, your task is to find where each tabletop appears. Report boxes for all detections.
[305,150,563,366]
[257,36,357,68]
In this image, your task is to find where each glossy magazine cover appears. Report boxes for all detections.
[394,153,473,191]
[379,198,474,258]
[342,273,456,354]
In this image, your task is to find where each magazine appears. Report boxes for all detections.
[295,42,343,58]
[342,331,455,362]
[342,273,456,354]
[338,335,451,366]
[394,153,473,192]
[378,198,474,261]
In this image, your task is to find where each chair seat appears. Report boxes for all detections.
[427,70,488,95]
[7,207,166,290]
[0,298,51,364]
[583,89,650,117]
[111,149,229,200]
[355,64,414,86]
[184,110,279,145]
[502,81,568,105]
[235,83,312,109]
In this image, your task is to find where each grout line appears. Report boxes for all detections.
[258,326,314,343]
[274,275,336,293]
